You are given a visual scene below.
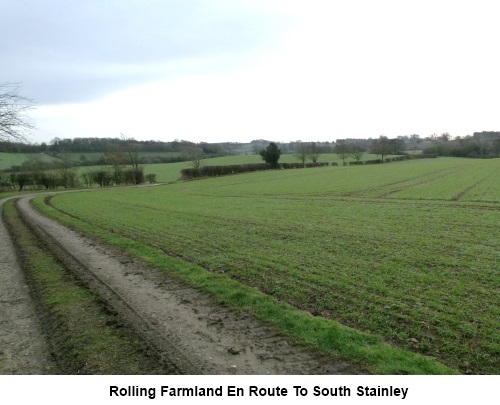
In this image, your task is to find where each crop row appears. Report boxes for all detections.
[49,166,500,374]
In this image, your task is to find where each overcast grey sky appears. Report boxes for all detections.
[2,0,500,144]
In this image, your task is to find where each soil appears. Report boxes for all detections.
[1,193,367,375]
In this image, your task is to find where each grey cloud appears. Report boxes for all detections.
[1,0,289,103]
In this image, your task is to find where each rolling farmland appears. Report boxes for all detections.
[39,157,499,373]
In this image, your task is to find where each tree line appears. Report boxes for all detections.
[421,132,500,157]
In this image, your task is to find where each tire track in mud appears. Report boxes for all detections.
[15,195,366,375]
[0,197,57,374]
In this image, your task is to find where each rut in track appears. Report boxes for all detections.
[0,197,56,374]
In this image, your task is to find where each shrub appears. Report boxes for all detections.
[38,173,58,189]
[123,167,145,184]
[281,163,303,169]
[91,169,113,187]
[181,163,273,179]
[11,172,31,190]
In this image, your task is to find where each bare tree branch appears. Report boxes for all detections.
[295,140,309,167]
[183,144,206,171]
[307,142,320,163]
[0,83,36,143]
[120,132,141,170]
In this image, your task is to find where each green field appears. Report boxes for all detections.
[37,158,499,374]
[142,153,397,183]
[0,152,57,170]
[66,151,183,162]
[1,151,393,184]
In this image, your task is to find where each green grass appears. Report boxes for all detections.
[0,152,27,169]
[33,157,500,374]
[66,151,183,162]
[0,152,57,170]
[141,153,396,183]
[3,199,173,374]
[2,151,394,184]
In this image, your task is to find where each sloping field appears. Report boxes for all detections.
[0,152,57,171]
[41,158,499,373]
[142,153,395,183]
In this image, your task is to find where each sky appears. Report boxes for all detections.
[2,0,500,144]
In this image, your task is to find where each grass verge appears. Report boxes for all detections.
[3,199,174,374]
[33,195,458,374]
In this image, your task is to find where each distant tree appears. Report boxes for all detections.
[390,138,406,154]
[24,154,45,189]
[11,172,30,191]
[104,148,127,184]
[183,144,206,172]
[409,134,422,143]
[371,135,392,161]
[427,133,439,142]
[259,142,281,167]
[81,172,93,188]
[295,140,309,167]
[58,152,78,188]
[307,142,320,163]
[334,141,350,165]
[350,144,364,163]
[439,132,451,142]
[0,83,35,143]
[120,133,141,170]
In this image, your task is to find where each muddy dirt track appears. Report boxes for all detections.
[0,193,367,374]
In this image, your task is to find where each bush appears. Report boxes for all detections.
[38,173,58,189]
[305,162,328,168]
[181,163,273,179]
[122,167,145,184]
[11,173,31,190]
[281,163,303,169]
[145,174,157,184]
[90,169,113,187]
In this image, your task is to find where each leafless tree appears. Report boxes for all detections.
[58,152,78,188]
[334,141,351,165]
[183,144,206,171]
[104,148,127,184]
[0,83,35,142]
[371,135,392,162]
[307,142,320,163]
[120,132,140,170]
[24,154,45,189]
[295,140,309,167]
[350,144,364,163]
